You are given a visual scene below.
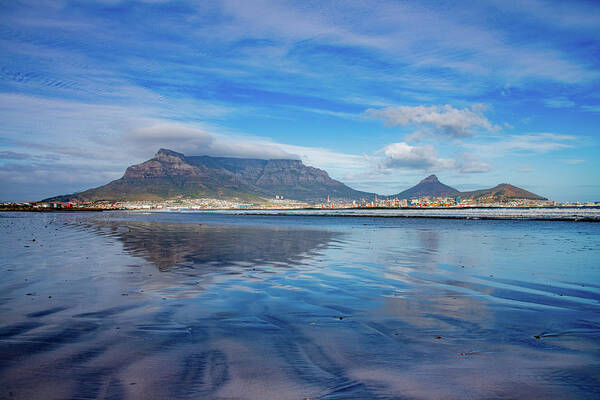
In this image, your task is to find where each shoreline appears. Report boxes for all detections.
[0,208,105,212]
[134,207,600,222]
[2,206,599,221]
[224,212,600,222]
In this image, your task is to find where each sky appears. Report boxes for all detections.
[1,0,599,202]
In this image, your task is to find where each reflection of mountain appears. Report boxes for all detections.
[90,221,339,270]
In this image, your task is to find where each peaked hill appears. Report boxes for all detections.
[45,149,375,203]
[387,175,546,203]
[391,175,460,199]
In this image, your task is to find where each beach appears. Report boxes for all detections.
[1,211,599,399]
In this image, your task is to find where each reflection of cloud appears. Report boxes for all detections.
[419,230,439,254]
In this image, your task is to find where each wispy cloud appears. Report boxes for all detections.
[561,159,584,165]
[122,122,298,160]
[366,104,499,138]
[465,133,577,157]
[0,151,60,161]
[544,97,576,108]
[581,105,600,113]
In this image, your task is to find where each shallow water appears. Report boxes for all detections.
[203,206,600,221]
[1,211,599,399]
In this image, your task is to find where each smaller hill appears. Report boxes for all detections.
[460,183,547,203]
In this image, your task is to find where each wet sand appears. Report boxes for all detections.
[1,211,599,399]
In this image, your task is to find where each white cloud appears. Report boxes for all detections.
[124,122,298,160]
[378,142,455,171]
[374,142,492,175]
[366,104,499,138]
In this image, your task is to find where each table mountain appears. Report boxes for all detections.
[45,149,375,202]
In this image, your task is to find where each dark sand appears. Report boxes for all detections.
[1,211,599,399]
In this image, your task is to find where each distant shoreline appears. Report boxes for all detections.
[2,206,599,221]
[0,208,104,212]
[170,207,600,222]
[223,213,600,222]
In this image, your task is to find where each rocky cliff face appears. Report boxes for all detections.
[123,149,206,179]
[46,149,374,202]
[256,160,339,187]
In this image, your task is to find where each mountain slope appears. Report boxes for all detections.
[45,149,375,202]
[460,183,547,202]
[391,175,460,199]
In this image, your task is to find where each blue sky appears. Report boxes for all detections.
[1,0,599,202]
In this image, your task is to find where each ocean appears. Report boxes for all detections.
[1,210,599,399]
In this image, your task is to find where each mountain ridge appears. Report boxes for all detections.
[45,149,376,202]
[43,150,548,204]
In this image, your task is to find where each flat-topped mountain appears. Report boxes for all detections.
[45,149,375,202]
[391,175,460,199]
[460,183,547,202]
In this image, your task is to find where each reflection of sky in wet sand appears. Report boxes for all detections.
[1,212,599,399]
